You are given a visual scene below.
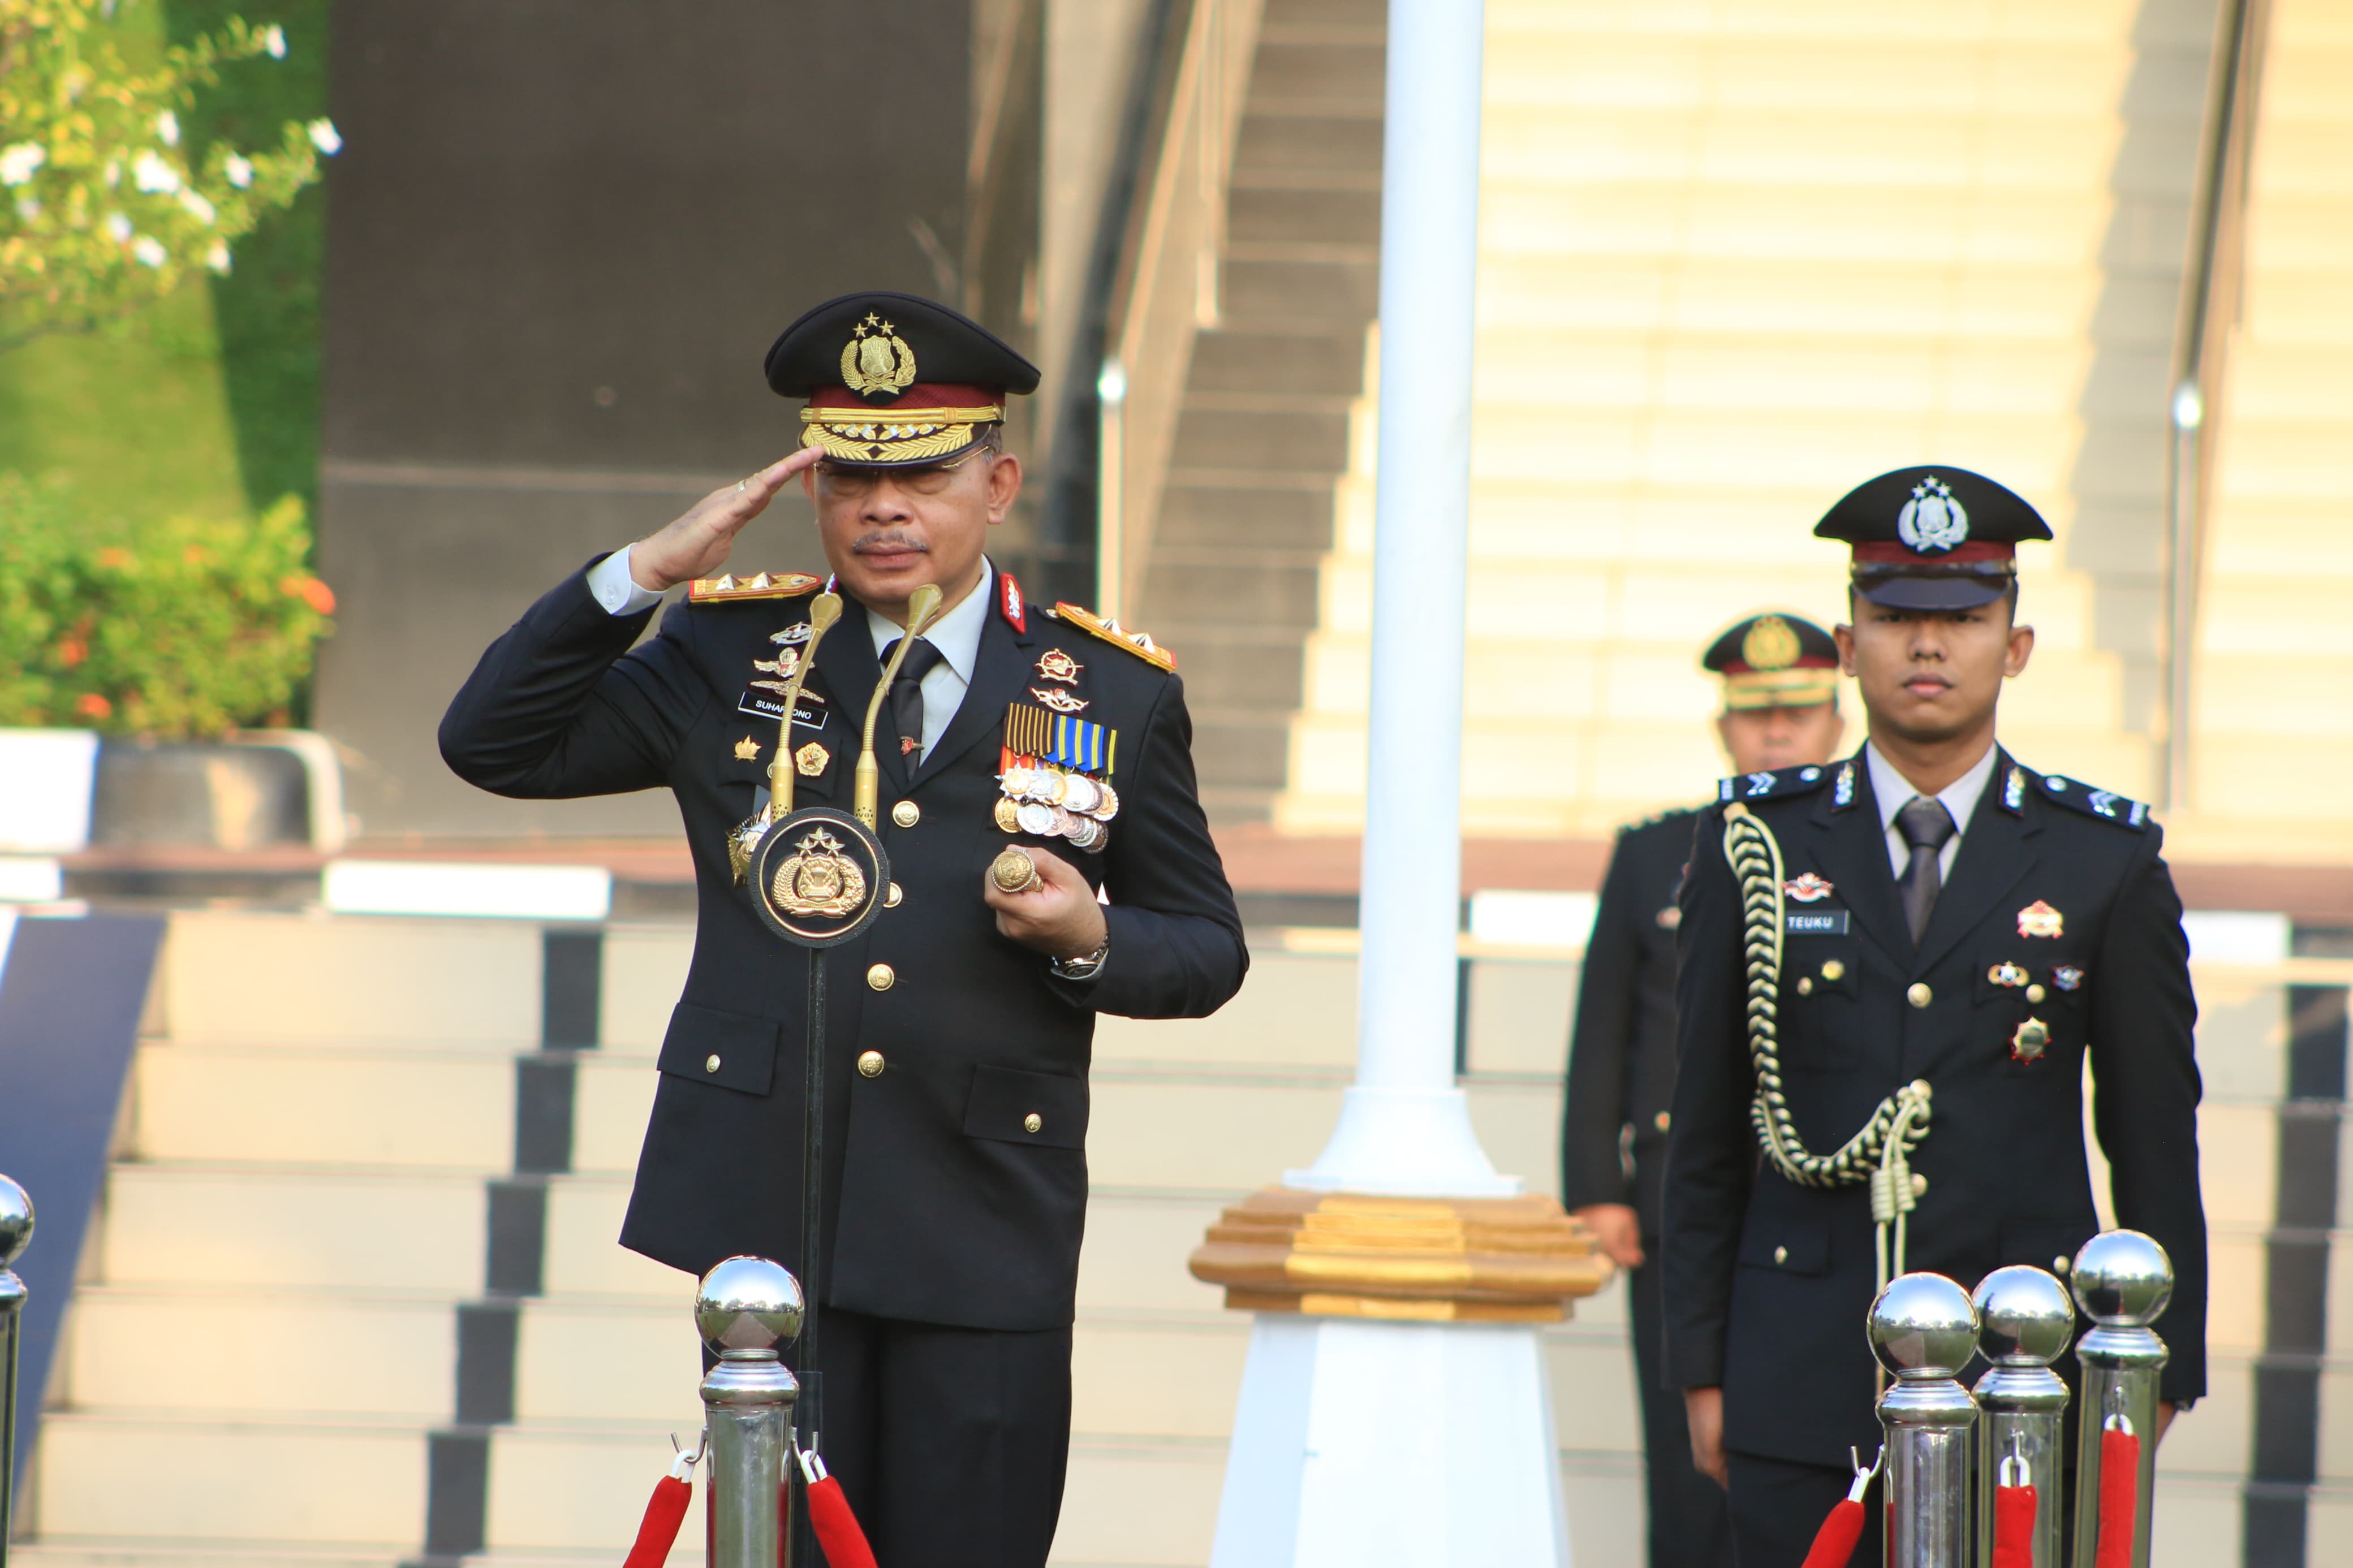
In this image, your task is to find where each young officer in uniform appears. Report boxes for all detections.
[1562,611,1843,1568]
[1661,468,2207,1567]
[440,292,1248,1567]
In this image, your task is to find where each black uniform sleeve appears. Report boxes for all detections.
[438,560,704,798]
[1051,672,1248,1020]
[1561,831,1642,1212]
[1662,805,1752,1389]
[2087,825,2208,1403]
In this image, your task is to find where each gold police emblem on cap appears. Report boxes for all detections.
[841,313,917,398]
[1740,615,1802,672]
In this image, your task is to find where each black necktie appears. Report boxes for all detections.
[1895,796,1958,944]
[881,636,945,760]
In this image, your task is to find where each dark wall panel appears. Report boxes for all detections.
[317,1,971,835]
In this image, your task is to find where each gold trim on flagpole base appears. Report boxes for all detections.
[1188,1189,1613,1323]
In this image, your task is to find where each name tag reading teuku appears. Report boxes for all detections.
[1786,910,1850,936]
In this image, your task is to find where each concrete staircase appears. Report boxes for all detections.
[8,905,2328,1565]
[1134,0,1385,827]
[1270,0,2225,839]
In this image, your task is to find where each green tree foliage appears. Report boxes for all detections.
[0,0,333,352]
[0,472,334,735]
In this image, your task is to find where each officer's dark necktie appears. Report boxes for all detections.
[1895,795,1958,944]
[881,636,946,760]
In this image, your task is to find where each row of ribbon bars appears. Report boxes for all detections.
[1807,1228,2174,1568]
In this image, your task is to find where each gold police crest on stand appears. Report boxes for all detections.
[842,313,918,399]
[772,826,869,917]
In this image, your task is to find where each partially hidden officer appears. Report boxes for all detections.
[1661,468,2207,1567]
[439,292,1248,1567]
[1561,612,1845,1568]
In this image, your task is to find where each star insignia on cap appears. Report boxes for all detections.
[1896,474,1970,553]
[841,312,917,398]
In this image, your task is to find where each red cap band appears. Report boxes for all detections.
[1852,541,2016,566]
[808,383,1002,410]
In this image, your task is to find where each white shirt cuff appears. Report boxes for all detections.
[588,547,666,616]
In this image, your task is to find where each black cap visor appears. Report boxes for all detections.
[1853,569,2011,610]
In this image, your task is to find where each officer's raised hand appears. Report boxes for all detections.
[985,845,1110,964]
[626,444,825,591]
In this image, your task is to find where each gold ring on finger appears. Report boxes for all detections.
[990,846,1043,895]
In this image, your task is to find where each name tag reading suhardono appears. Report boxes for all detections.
[736,689,828,730]
[1786,910,1850,935]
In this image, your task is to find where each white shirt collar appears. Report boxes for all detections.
[1865,737,1999,840]
[865,556,992,682]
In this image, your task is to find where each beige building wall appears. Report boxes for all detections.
[2183,0,2353,862]
[1273,0,2224,841]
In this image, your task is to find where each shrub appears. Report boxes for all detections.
[0,470,331,735]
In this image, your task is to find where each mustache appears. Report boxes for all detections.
[851,532,929,554]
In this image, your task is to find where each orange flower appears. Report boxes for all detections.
[56,636,87,668]
[94,547,132,569]
[183,545,209,565]
[75,693,113,720]
[281,574,336,615]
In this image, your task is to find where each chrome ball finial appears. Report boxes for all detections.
[1868,1272,1979,1380]
[694,1255,804,1357]
[1973,1265,2075,1366]
[0,1173,32,1270]
[2071,1229,2173,1328]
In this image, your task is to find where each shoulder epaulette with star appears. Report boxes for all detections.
[1047,602,1176,673]
[1716,762,1837,805]
[688,571,824,604]
[2028,768,2151,831]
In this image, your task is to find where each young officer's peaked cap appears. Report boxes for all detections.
[1815,465,2053,610]
[765,292,1040,468]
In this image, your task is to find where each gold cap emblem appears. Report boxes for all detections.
[841,313,917,398]
[1740,615,1802,672]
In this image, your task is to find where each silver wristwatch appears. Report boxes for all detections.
[1051,937,1110,980]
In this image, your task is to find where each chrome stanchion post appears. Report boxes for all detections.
[0,1174,33,1568]
[1871,1272,1980,1568]
[695,1256,804,1568]
[2069,1230,2171,1568]
[1971,1265,2074,1568]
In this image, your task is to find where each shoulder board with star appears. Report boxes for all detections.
[1716,763,1837,805]
[2026,768,2151,831]
[1047,602,1176,673]
[688,571,824,604]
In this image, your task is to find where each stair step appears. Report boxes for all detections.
[1233,115,1382,179]
[1168,404,1351,473]
[1184,327,1369,397]
[1219,255,1379,322]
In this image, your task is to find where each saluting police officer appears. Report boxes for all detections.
[1661,469,2207,1567]
[440,293,1248,1568]
[1563,612,1844,1568]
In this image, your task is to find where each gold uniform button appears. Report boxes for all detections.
[857,1050,885,1078]
[1907,982,1933,1009]
[2026,984,2046,1004]
[1023,1112,1044,1134]
[885,882,903,908]
[1654,1111,1671,1133]
[704,1054,722,1074]
[1773,1245,1789,1265]
[1796,977,1814,996]
[867,963,895,991]
[1820,960,1845,982]
[891,800,920,828]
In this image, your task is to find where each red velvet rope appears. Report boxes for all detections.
[1990,1483,2037,1568]
[1800,1497,1865,1568]
[620,1474,692,1568]
[806,1474,880,1568]
[2095,1428,2141,1568]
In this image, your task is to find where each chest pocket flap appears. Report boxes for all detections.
[1739,1219,1830,1276]
[964,1064,1088,1150]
